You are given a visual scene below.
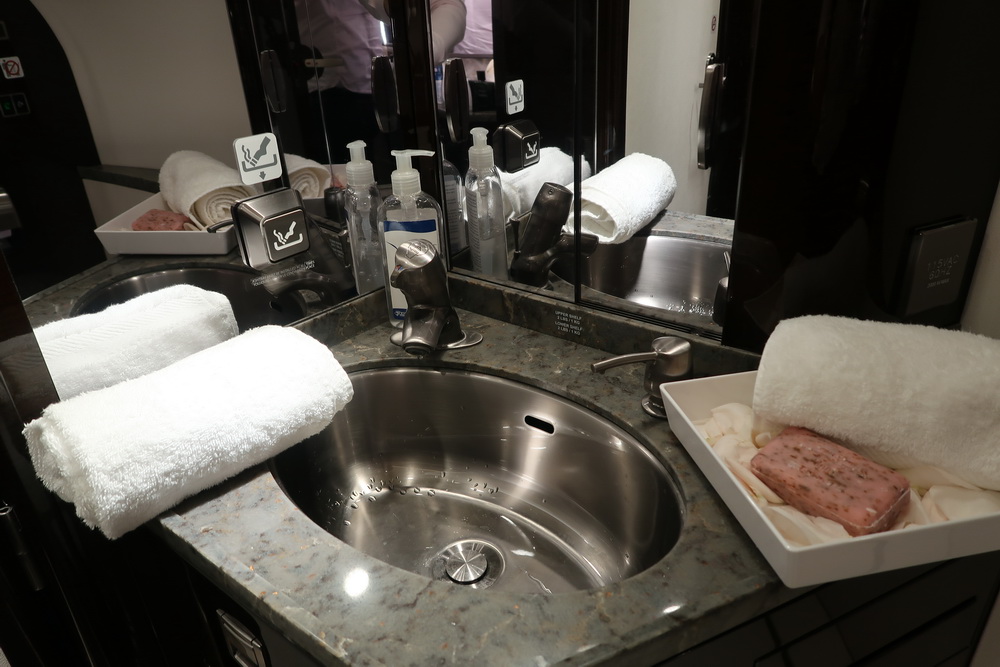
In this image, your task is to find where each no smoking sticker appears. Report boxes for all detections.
[1,56,24,79]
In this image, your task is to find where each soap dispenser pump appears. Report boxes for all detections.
[344,140,385,294]
[465,127,508,280]
[377,149,445,326]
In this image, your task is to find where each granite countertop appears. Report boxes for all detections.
[22,239,803,665]
[144,289,798,666]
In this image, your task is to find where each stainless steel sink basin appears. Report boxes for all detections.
[71,264,307,331]
[271,367,683,594]
[555,232,730,318]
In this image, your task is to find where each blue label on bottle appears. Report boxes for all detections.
[383,219,437,233]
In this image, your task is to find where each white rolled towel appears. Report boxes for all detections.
[499,147,590,219]
[284,153,331,199]
[753,315,1000,491]
[35,284,238,400]
[159,150,255,227]
[573,153,676,244]
[23,325,353,539]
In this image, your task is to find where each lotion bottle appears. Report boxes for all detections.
[344,140,385,294]
[377,149,444,326]
[464,127,508,280]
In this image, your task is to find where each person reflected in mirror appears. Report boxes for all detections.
[295,0,467,181]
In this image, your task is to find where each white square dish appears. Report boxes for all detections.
[661,371,1000,588]
[94,193,236,256]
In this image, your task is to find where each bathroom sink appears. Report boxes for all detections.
[271,367,683,594]
[71,264,308,331]
[554,233,730,319]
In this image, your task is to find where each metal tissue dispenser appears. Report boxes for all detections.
[230,188,355,307]
[389,240,483,355]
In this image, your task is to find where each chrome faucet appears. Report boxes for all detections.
[389,240,483,355]
[509,182,599,287]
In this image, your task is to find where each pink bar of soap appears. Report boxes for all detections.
[750,426,910,536]
[131,209,192,231]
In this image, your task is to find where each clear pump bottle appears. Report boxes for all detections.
[377,149,445,326]
[464,127,508,280]
[344,140,385,294]
[442,152,467,255]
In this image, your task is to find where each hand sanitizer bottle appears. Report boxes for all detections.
[344,140,385,294]
[377,149,445,326]
[465,127,508,280]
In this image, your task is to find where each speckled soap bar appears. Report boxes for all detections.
[751,426,910,536]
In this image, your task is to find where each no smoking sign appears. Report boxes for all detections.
[1,56,24,79]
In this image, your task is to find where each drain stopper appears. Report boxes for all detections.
[444,547,488,584]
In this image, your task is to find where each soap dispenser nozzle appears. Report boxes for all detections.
[592,337,693,418]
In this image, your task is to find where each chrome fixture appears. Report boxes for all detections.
[592,337,693,418]
[389,240,482,355]
[509,183,598,287]
[270,367,682,593]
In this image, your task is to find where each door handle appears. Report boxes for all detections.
[371,55,399,133]
[0,187,21,232]
[443,58,470,143]
[697,55,726,170]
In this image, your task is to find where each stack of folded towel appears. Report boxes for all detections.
[159,151,331,227]
[572,153,676,244]
[159,151,256,227]
[35,284,238,400]
[753,315,1000,491]
[284,153,331,199]
[23,325,353,539]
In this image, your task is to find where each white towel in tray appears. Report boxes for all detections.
[35,284,238,400]
[23,325,353,539]
[159,150,255,227]
[284,153,331,199]
[753,315,1000,491]
[574,152,677,244]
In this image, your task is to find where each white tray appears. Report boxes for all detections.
[661,371,1000,588]
[95,193,236,256]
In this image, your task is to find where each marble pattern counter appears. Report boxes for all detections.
[147,294,798,666]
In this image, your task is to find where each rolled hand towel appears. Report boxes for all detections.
[35,284,238,400]
[573,153,676,244]
[284,153,331,199]
[753,315,1000,491]
[23,325,353,539]
[499,147,590,219]
[159,150,255,227]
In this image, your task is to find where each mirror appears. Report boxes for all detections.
[559,0,748,339]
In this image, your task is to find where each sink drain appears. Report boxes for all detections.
[430,540,504,588]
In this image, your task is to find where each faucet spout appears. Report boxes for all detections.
[509,182,599,287]
[389,240,482,354]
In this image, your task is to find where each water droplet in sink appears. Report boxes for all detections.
[399,489,406,495]
[350,503,359,510]
[344,520,351,526]
[427,489,436,496]
[413,488,421,494]
[368,496,376,502]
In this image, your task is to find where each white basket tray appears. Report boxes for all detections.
[661,371,1000,588]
